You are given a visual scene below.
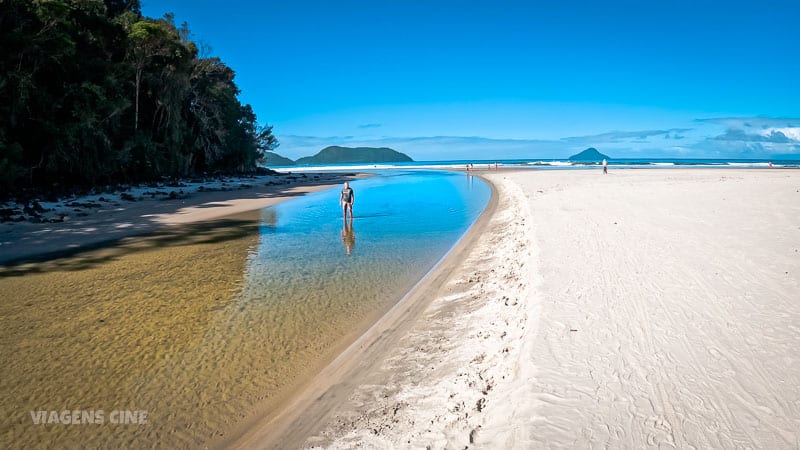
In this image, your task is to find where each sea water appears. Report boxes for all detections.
[272,157,800,171]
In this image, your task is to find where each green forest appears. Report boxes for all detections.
[0,0,277,197]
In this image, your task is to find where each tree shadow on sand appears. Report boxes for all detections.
[0,173,360,277]
[0,218,260,278]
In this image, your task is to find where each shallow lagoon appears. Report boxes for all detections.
[240,170,492,322]
[0,170,490,448]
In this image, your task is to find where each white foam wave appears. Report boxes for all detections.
[726,162,771,167]
[522,161,575,166]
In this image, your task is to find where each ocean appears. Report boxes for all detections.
[268,157,799,171]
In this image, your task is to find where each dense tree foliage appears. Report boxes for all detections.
[0,0,276,196]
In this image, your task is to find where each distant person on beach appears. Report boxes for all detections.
[602,159,608,174]
[340,181,355,223]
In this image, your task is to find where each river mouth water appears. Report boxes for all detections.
[0,170,490,449]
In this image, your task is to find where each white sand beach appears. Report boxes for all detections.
[247,168,800,449]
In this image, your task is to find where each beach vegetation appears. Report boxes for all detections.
[0,0,277,198]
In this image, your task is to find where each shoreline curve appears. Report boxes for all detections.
[221,173,498,449]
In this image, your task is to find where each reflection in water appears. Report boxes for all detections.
[341,223,356,255]
[261,208,278,228]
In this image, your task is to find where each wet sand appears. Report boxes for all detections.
[276,168,799,449]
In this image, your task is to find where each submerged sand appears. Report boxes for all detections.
[0,217,261,448]
[279,169,799,449]
[0,173,375,449]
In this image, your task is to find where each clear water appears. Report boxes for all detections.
[0,170,491,449]
[241,170,491,305]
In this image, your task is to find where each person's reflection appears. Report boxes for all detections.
[261,208,278,227]
[341,222,356,255]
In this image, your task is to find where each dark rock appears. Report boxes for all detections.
[65,201,101,208]
[120,193,136,201]
[0,208,17,218]
[32,200,47,212]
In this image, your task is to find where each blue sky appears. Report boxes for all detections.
[142,0,800,160]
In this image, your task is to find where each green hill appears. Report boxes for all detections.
[295,146,413,165]
[568,147,610,162]
[263,152,295,166]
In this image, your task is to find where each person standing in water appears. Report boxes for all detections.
[602,158,608,174]
[340,181,355,223]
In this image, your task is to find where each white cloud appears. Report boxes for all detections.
[759,127,800,141]
[562,128,693,143]
[696,116,800,130]
[273,118,800,161]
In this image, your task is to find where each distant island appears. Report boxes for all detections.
[568,148,610,162]
[263,152,296,166]
[265,146,413,166]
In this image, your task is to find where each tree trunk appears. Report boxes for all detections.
[134,68,141,131]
